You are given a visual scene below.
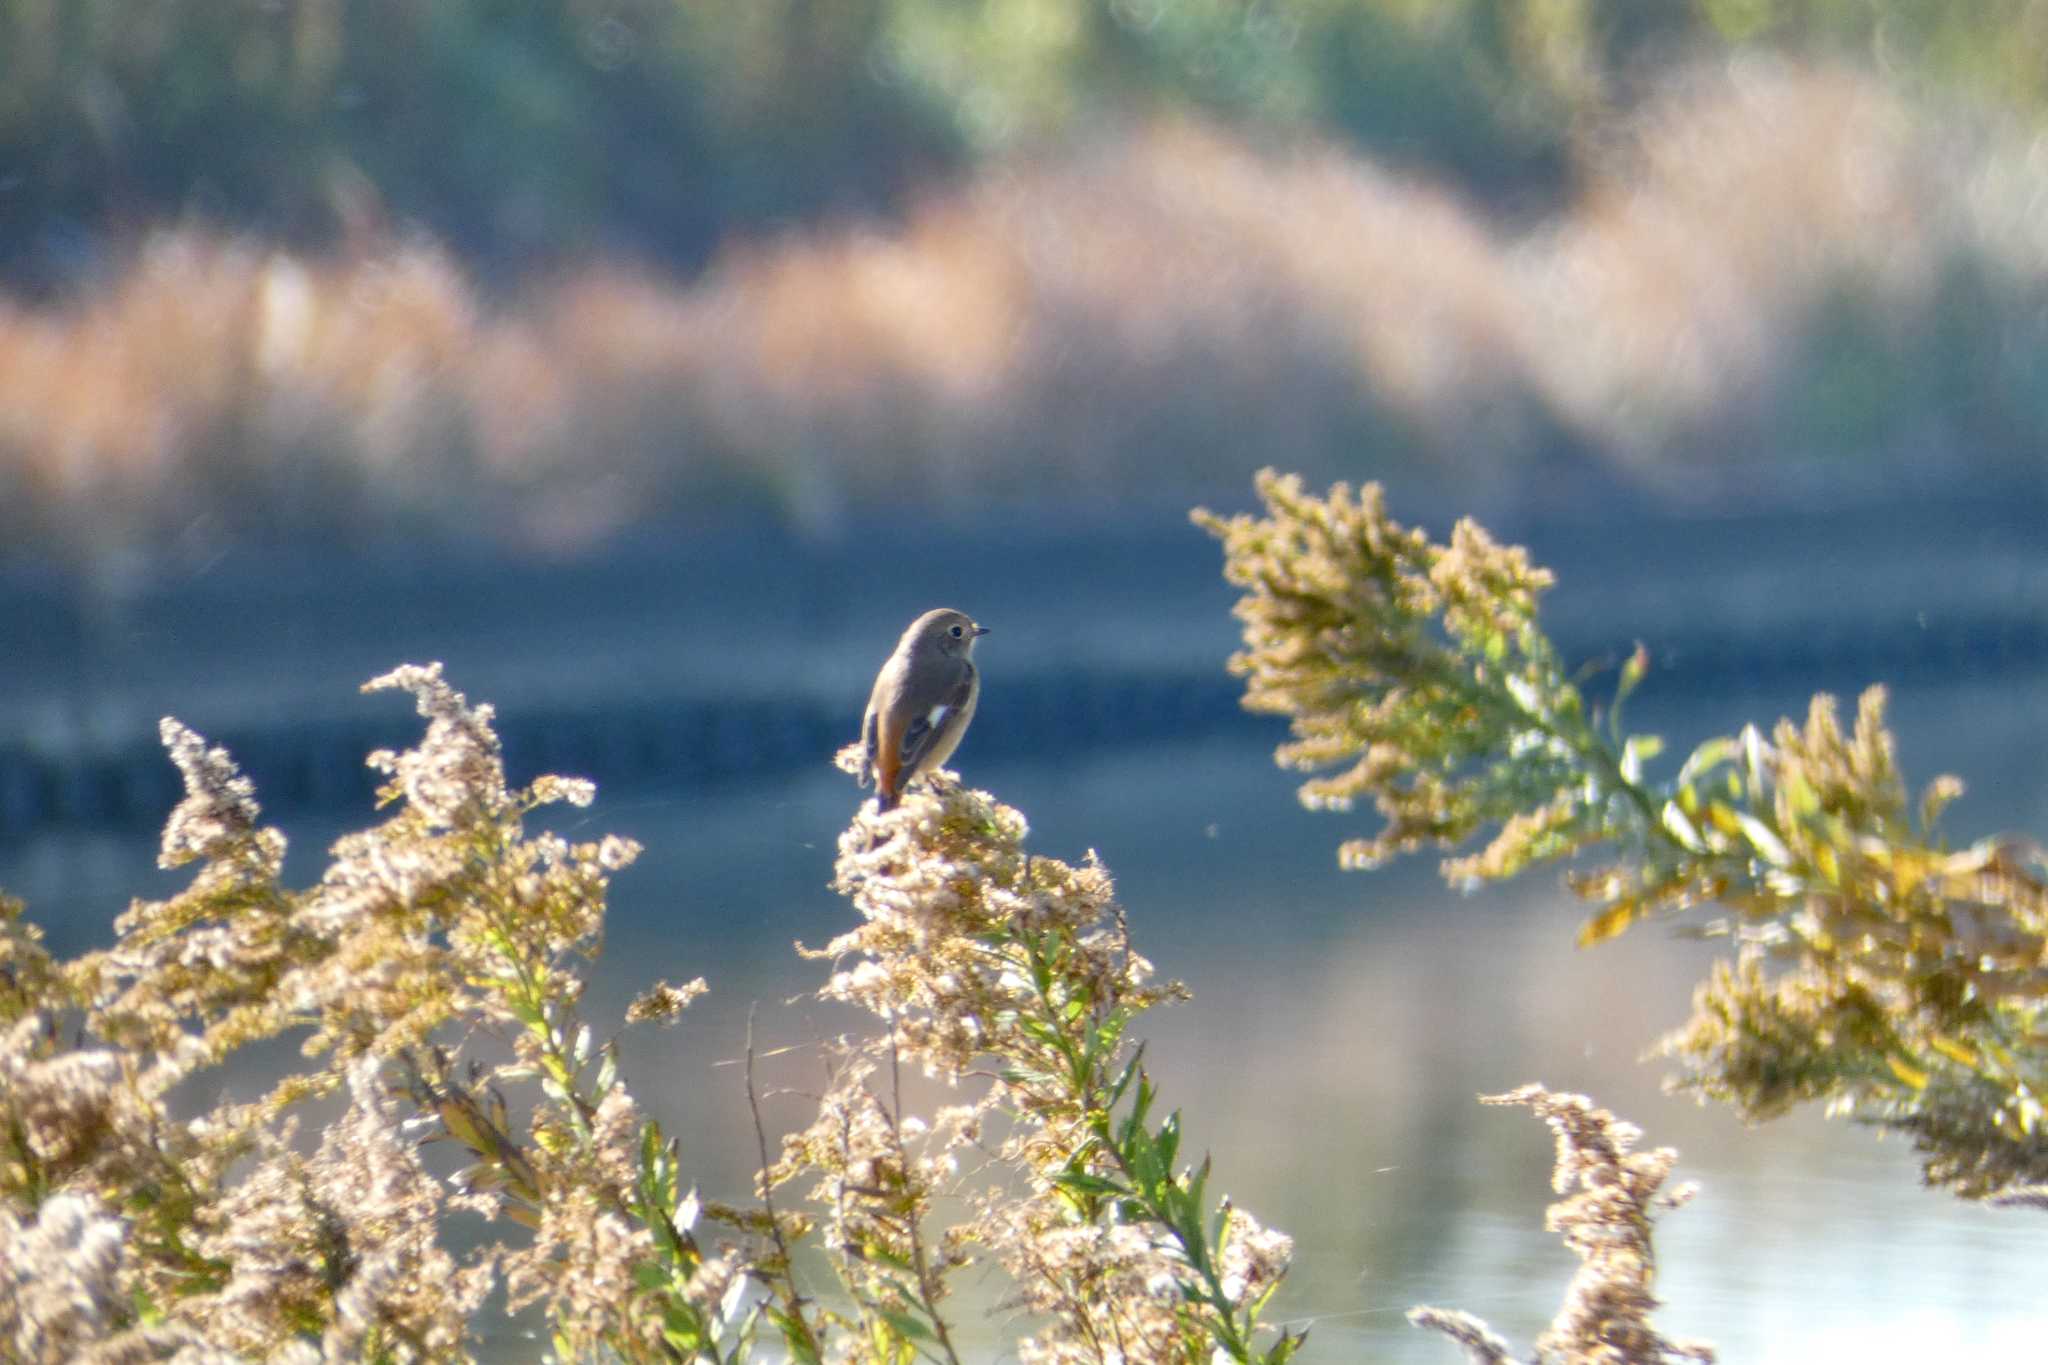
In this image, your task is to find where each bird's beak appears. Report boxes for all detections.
[973,625,991,636]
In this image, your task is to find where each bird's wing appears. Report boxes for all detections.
[896,665,977,773]
[858,704,878,788]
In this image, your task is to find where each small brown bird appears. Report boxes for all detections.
[858,608,988,811]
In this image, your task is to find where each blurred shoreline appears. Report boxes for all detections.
[3,491,2043,835]
[7,66,2048,573]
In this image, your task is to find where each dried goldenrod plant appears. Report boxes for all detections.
[1198,470,2048,1201]
[1409,1086,1714,1365]
[1,664,741,1362]
[0,657,1819,1361]
[3,664,1312,1363]
[757,757,1304,1365]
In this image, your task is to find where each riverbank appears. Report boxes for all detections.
[3,490,2042,833]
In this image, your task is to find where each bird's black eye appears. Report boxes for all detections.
[949,625,964,638]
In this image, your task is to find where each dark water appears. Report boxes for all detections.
[11,669,2047,1362]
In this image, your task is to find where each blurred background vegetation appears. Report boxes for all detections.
[5,0,2048,569]
[12,0,2048,271]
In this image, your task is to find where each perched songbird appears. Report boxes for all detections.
[858,608,988,811]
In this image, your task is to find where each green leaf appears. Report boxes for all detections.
[1616,642,1650,702]
[1503,674,1541,716]
[641,1119,664,1168]
[456,1162,508,1192]
[877,1308,933,1342]
[1887,1055,1929,1090]
[1780,768,1820,819]
[1130,1076,1157,1129]
[1126,1133,1165,1193]
[1734,811,1792,868]
[1157,1111,1181,1172]
[1740,723,1768,794]
[1928,1036,1979,1070]
[1053,1170,1128,1199]
[1660,800,1703,852]
[863,1246,914,1274]
[1267,1327,1308,1364]
[1028,939,1055,995]
[1108,1053,1144,1107]
[1813,841,1840,885]
[662,1302,706,1354]
[769,1309,825,1365]
[1014,1016,1058,1046]
[1678,736,1735,787]
[1577,895,1648,947]
[999,1066,1062,1089]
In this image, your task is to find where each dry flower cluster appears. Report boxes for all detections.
[2,656,1688,1362]
[1410,1087,1714,1365]
[1194,469,1575,876]
[758,752,1301,1364]
[1,664,742,1362]
[1201,469,2048,1202]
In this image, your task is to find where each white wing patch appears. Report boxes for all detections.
[926,704,953,728]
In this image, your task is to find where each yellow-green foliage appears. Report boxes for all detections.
[1194,470,1581,877]
[1200,469,2048,1202]
[11,0,2048,268]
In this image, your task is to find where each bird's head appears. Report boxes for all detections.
[908,607,988,660]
